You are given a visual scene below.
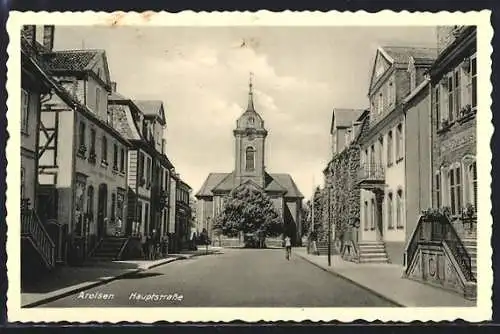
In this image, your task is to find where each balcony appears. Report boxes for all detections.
[357,163,385,190]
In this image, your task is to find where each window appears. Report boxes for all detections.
[471,55,477,109]
[448,165,462,215]
[21,89,29,134]
[396,123,403,161]
[113,144,118,169]
[370,145,375,166]
[435,172,441,208]
[377,93,383,114]
[95,87,101,114]
[396,189,403,229]
[465,54,477,109]
[387,81,394,106]
[120,148,125,172]
[370,198,375,230]
[142,120,148,139]
[139,153,145,183]
[453,70,461,119]
[101,136,108,163]
[434,86,441,130]
[387,192,394,229]
[447,74,454,121]
[245,147,255,171]
[469,161,477,211]
[90,129,96,154]
[387,131,393,165]
[378,137,383,165]
[79,121,86,147]
[107,108,113,126]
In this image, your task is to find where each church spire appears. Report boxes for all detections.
[247,72,255,111]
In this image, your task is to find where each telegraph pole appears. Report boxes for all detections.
[328,184,332,267]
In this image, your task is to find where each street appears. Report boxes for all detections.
[40,248,397,307]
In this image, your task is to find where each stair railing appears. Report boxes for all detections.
[404,212,474,282]
[21,208,55,268]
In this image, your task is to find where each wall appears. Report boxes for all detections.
[405,86,432,242]
[21,89,41,207]
[56,111,75,228]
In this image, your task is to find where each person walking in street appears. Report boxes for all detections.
[284,236,292,260]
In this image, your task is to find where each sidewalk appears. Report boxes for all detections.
[295,248,476,307]
[21,248,221,308]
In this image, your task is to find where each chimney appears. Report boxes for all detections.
[111,81,117,92]
[22,25,36,45]
[42,25,55,51]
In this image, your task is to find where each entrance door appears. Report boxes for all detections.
[97,184,108,239]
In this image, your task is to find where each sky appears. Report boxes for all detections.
[53,26,437,200]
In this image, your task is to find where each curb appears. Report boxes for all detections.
[296,252,405,307]
[22,256,185,308]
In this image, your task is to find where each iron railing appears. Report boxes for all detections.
[21,208,55,269]
[357,163,385,182]
[404,214,475,282]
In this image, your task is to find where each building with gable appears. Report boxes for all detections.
[195,78,304,245]
[34,28,132,264]
[356,46,437,264]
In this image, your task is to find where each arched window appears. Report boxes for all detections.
[469,161,477,210]
[396,189,404,229]
[363,201,369,231]
[387,192,394,229]
[245,146,255,171]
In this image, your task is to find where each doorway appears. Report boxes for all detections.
[97,184,108,239]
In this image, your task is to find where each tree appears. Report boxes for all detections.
[213,184,283,244]
[301,199,311,237]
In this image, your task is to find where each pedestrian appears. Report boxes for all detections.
[284,235,292,260]
[148,231,156,260]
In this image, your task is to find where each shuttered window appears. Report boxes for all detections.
[435,172,441,208]
[449,166,462,215]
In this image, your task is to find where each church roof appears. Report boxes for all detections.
[195,172,303,198]
[196,173,230,197]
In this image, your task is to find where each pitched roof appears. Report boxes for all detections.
[381,46,438,65]
[133,100,166,124]
[269,173,304,198]
[42,49,102,71]
[330,108,366,133]
[196,172,303,198]
[196,173,231,197]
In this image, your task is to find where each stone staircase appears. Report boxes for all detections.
[358,241,389,263]
[462,238,477,280]
[89,237,128,261]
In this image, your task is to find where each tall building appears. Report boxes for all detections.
[196,77,304,245]
[357,46,437,264]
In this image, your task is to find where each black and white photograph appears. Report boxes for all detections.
[6,11,492,322]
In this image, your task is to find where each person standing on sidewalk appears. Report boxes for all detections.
[284,236,292,260]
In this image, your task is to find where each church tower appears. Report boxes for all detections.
[233,74,268,188]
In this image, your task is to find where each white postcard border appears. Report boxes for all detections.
[6,10,493,323]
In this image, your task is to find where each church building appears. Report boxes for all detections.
[195,77,304,245]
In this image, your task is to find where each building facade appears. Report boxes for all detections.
[196,79,304,245]
[37,45,131,262]
[175,179,193,251]
[358,46,437,264]
[109,88,175,245]
[20,25,57,275]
